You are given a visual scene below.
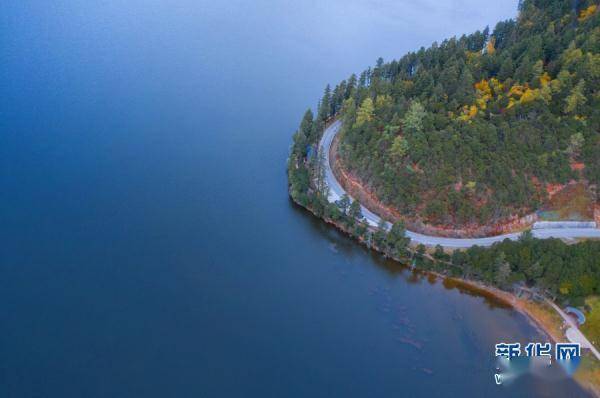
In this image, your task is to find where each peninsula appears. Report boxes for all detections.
[288,0,600,394]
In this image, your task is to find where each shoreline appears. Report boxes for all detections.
[289,192,600,397]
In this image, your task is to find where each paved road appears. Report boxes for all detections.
[319,120,600,248]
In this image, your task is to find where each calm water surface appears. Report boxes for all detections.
[1,1,590,397]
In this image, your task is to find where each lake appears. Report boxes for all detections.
[0,0,590,396]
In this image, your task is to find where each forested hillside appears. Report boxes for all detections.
[316,0,600,228]
[287,0,600,305]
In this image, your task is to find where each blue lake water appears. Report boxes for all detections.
[1,1,591,397]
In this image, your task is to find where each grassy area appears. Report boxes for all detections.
[575,354,600,397]
[581,296,600,348]
[519,300,566,341]
[539,182,595,221]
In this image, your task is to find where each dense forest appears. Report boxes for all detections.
[288,0,600,305]
[323,0,600,227]
[433,234,600,306]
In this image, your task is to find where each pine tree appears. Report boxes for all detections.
[318,84,332,121]
[402,101,426,135]
[336,194,351,215]
[355,98,374,127]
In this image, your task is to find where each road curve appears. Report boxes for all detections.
[319,120,600,248]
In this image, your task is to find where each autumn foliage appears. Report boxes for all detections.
[299,0,600,229]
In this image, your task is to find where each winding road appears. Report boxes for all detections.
[320,120,600,248]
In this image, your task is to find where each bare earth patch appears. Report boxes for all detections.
[539,182,596,221]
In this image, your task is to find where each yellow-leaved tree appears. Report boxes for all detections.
[354,98,374,127]
[579,4,597,21]
[565,80,587,114]
[486,37,496,55]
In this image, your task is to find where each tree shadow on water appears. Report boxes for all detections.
[289,197,514,310]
